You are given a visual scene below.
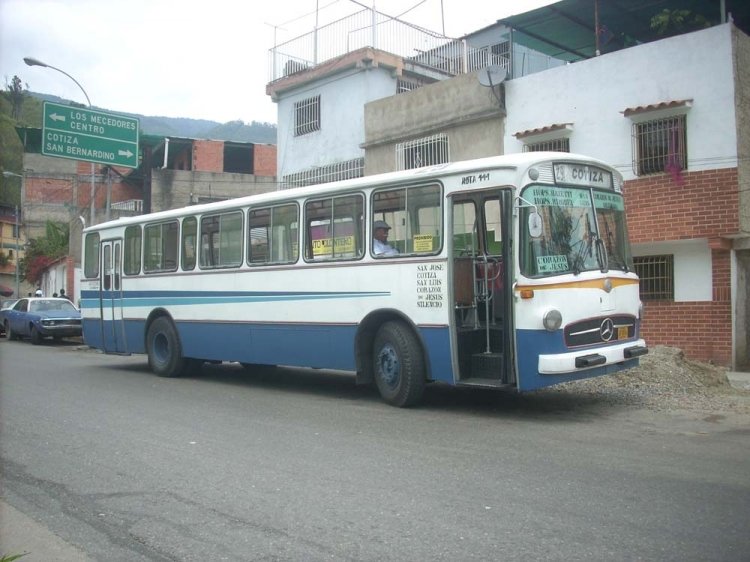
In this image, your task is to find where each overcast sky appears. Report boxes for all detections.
[0,0,556,125]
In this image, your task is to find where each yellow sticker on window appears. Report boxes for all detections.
[413,234,433,252]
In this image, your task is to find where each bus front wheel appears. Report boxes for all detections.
[147,317,186,377]
[373,321,425,407]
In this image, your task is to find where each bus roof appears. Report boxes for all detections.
[83,151,610,233]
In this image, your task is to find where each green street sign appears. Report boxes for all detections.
[42,102,140,168]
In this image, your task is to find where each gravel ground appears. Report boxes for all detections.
[548,345,750,415]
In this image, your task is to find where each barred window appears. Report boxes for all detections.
[632,115,687,176]
[523,137,570,153]
[397,133,450,170]
[634,255,674,300]
[281,158,364,189]
[294,95,321,136]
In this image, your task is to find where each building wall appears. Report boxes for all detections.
[500,23,746,366]
[150,169,276,213]
[276,61,397,178]
[363,70,505,174]
[504,24,739,179]
[735,25,750,234]
[23,153,142,239]
[192,140,224,172]
[253,144,278,177]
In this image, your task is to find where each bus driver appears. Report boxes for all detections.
[372,220,398,256]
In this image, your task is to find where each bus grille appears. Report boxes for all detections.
[564,315,636,348]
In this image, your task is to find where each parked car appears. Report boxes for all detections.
[3,297,82,344]
[0,299,19,337]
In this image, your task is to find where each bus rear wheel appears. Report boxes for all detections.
[146,317,186,377]
[373,321,425,407]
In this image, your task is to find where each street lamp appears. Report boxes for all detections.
[24,56,97,225]
[2,170,23,297]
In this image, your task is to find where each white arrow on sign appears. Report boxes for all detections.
[49,113,66,122]
[118,149,134,159]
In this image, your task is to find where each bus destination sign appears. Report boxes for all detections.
[42,102,140,168]
[553,163,613,190]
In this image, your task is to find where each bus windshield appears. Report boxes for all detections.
[520,185,634,277]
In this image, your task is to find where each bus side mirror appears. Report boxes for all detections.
[528,211,543,238]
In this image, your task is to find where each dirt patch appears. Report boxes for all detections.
[549,345,750,415]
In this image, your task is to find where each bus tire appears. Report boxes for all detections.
[146,317,186,377]
[373,321,425,407]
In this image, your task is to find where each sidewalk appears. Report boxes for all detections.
[0,500,89,561]
[727,371,750,391]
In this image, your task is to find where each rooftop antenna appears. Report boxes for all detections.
[477,64,507,107]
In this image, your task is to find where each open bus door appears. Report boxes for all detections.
[99,238,128,353]
[450,189,514,386]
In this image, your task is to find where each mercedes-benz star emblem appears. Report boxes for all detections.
[600,318,614,341]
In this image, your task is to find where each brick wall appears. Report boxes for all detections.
[624,168,739,243]
[253,144,277,176]
[193,140,224,172]
[641,249,732,365]
[625,168,738,365]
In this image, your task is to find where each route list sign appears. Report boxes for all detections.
[42,102,139,168]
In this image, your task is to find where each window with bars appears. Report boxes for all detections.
[397,134,450,170]
[632,114,687,176]
[294,95,321,136]
[633,255,674,300]
[281,158,364,189]
[396,78,425,94]
[522,137,570,153]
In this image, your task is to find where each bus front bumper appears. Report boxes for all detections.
[538,340,648,374]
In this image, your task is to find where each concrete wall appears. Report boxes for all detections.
[735,26,750,235]
[150,169,276,213]
[363,70,505,174]
[504,24,739,179]
[276,65,396,178]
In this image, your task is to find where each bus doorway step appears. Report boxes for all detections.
[470,352,504,379]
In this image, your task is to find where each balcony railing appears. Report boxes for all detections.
[268,8,511,83]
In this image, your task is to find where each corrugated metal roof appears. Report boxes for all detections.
[499,0,750,62]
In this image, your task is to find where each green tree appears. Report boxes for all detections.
[5,75,27,120]
[651,9,711,35]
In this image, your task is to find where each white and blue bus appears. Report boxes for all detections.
[80,153,647,407]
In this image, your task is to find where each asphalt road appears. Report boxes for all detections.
[1,338,749,561]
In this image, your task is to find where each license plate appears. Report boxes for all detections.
[617,326,628,340]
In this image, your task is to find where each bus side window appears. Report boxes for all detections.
[200,211,243,269]
[84,233,100,279]
[372,183,442,256]
[248,203,299,265]
[124,225,142,275]
[144,221,179,273]
[181,216,197,271]
[304,194,363,261]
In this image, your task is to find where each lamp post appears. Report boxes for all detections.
[24,57,97,225]
[2,170,22,297]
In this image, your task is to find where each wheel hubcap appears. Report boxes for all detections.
[377,344,400,389]
[153,333,169,364]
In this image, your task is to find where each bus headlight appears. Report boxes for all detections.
[543,309,562,331]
